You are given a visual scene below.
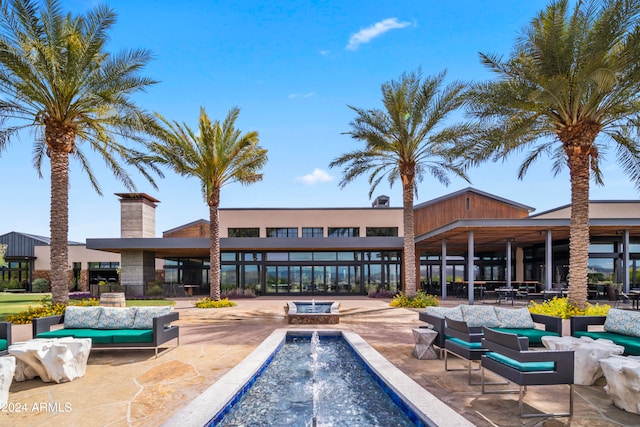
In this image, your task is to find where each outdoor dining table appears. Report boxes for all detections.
[495,287,517,305]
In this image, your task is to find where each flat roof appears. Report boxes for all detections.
[86,236,404,258]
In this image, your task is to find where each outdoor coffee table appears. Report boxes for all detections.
[412,328,439,360]
[9,337,92,383]
[541,335,624,385]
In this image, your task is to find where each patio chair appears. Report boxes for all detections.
[444,318,506,386]
[480,327,574,418]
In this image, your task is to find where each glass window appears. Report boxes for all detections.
[328,227,359,237]
[228,228,259,238]
[290,252,312,261]
[313,252,336,261]
[243,252,262,262]
[588,242,614,253]
[221,252,237,262]
[266,228,298,238]
[243,265,261,292]
[366,227,398,237]
[302,227,323,237]
[337,252,357,261]
[266,252,288,261]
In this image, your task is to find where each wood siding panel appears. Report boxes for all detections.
[164,222,209,238]
[414,192,529,236]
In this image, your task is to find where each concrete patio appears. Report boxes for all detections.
[2,296,640,426]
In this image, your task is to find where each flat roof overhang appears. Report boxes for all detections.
[415,218,640,254]
[86,237,404,258]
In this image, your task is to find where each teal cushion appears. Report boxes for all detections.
[486,352,555,372]
[604,308,640,338]
[574,331,640,355]
[491,327,559,346]
[111,329,153,344]
[99,307,138,329]
[0,339,6,351]
[461,305,501,327]
[64,306,103,329]
[36,329,78,339]
[446,337,483,349]
[133,306,173,329]
[423,306,463,322]
[494,307,536,329]
[37,328,114,344]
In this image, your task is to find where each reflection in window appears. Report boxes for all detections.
[266,228,298,238]
[228,228,259,238]
[366,227,398,237]
[302,227,323,237]
[328,227,359,237]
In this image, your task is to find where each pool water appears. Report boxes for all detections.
[210,334,419,426]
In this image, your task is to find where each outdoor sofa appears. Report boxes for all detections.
[419,304,562,355]
[32,305,179,357]
[0,322,11,356]
[570,308,640,355]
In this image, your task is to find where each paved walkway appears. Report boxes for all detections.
[3,296,640,426]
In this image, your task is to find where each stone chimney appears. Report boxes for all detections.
[116,193,160,238]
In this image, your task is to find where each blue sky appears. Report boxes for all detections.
[1,0,639,241]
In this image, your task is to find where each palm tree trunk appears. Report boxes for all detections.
[567,153,590,310]
[49,147,70,304]
[209,188,221,300]
[402,177,417,297]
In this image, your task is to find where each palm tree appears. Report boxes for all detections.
[466,0,640,309]
[0,0,160,303]
[148,107,267,300]
[330,70,470,297]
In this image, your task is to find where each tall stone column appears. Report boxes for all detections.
[116,193,159,296]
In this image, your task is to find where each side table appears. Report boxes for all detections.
[541,335,624,385]
[9,337,92,383]
[412,328,438,360]
[0,356,16,406]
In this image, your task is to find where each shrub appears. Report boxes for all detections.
[221,287,256,299]
[1,278,23,290]
[195,297,237,308]
[368,289,396,299]
[528,297,610,319]
[390,291,440,308]
[69,292,92,299]
[146,284,164,297]
[32,278,49,292]
[5,297,99,324]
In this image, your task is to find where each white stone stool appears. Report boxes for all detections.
[600,355,640,415]
[9,337,91,383]
[541,335,624,385]
[0,356,16,406]
[412,328,438,360]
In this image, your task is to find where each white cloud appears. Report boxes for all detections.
[295,168,334,185]
[319,50,330,56]
[346,18,411,51]
[288,92,316,99]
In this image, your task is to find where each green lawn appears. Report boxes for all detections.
[0,292,175,321]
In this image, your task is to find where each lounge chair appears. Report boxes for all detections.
[480,327,574,418]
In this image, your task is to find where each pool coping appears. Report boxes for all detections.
[162,328,475,427]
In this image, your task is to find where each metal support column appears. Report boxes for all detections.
[545,230,553,290]
[468,231,475,305]
[441,239,447,300]
[506,239,512,288]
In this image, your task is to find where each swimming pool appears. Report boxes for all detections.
[161,329,474,427]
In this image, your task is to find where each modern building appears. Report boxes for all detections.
[3,188,640,298]
[0,231,120,291]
